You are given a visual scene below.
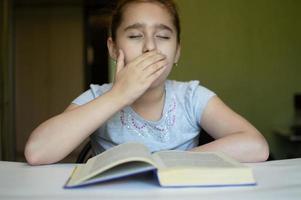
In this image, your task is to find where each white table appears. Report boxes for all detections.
[1,158,301,200]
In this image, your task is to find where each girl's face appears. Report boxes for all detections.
[108,2,181,88]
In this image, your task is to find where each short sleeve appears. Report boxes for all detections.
[184,81,216,128]
[72,83,112,105]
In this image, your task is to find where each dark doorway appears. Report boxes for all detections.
[84,0,117,88]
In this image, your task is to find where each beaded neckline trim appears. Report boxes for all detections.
[120,96,176,142]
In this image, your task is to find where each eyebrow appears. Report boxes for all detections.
[123,23,174,33]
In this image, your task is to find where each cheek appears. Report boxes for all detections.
[117,42,143,64]
[124,53,140,64]
[160,48,177,65]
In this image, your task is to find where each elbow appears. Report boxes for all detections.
[24,128,62,165]
[253,134,270,162]
[240,131,270,162]
[24,141,54,166]
[256,143,269,162]
[25,140,65,165]
[260,140,270,161]
[24,142,44,166]
[24,145,39,166]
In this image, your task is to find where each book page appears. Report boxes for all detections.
[70,142,157,185]
[154,151,243,169]
[152,151,255,187]
[75,162,155,187]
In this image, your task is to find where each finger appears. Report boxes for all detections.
[131,50,161,66]
[139,53,166,71]
[145,62,167,84]
[115,49,125,74]
[144,58,168,78]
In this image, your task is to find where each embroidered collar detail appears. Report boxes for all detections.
[120,90,177,143]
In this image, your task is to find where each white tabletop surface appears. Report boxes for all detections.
[1,158,301,200]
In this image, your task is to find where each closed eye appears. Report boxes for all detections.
[128,35,143,39]
[156,35,170,40]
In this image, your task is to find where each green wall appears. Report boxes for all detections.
[172,0,301,158]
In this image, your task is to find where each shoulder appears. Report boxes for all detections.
[88,83,113,98]
[166,80,215,98]
[166,80,216,125]
[72,83,112,105]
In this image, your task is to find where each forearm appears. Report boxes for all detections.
[191,131,269,162]
[25,89,126,165]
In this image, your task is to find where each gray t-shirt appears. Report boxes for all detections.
[72,80,215,155]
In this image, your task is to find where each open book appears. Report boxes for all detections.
[64,142,256,188]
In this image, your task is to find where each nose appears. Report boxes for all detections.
[142,36,156,53]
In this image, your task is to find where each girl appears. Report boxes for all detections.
[25,0,269,165]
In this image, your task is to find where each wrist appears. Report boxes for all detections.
[107,87,131,108]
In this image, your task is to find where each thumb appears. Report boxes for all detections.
[115,49,124,74]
